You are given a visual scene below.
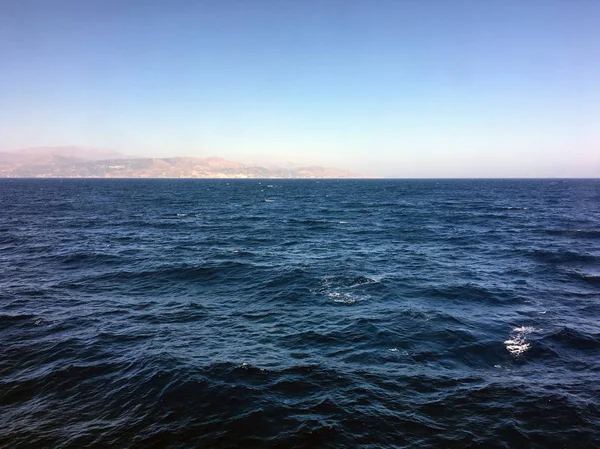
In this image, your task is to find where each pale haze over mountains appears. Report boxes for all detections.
[2,2,599,178]
[0,147,363,179]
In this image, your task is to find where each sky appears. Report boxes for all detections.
[1,0,599,177]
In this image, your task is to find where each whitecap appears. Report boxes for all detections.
[504,338,530,355]
[333,297,357,304]
[505,326,536,356]
[513,326,535,334]
[349,277,378,288]
[388,348,409,355]
[329,291,359,304]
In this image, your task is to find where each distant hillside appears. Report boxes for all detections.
[0,146,363,178]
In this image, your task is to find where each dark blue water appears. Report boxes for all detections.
[1,179,599,448]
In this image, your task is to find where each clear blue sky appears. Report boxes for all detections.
[1,0,599,176]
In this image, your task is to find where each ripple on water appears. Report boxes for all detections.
[1,179,599,448]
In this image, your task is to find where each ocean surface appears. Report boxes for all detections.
[1,178,599,448]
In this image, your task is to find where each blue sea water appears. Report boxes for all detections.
[0,178,599,448]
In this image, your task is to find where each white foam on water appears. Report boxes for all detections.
[240,362,266,371]
[333,298,357,304]
[505,326,536,356]
[329,291,359,304]
[320,274,379,304]
[388,348,409,356]
[513,326,535,334]
[349,277,378,288]
[504,338,530,355]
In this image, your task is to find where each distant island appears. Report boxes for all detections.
[0,146,364,179]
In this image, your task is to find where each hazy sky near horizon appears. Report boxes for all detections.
[1,0,599,177]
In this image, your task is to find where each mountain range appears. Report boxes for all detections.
[0,147,363,179]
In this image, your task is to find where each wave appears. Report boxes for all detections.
[567,270,600,285]
[504,326,536,356]
[0,313,38,331]
[132,302,207,325]
[286,217,332,229]
[527,249,598,265]
[55,252,123,266]
[2,342,599,448]
[87,261,260,284]
[320,274,380,289]
[541,327,600,351]
[3,179,600,448]
[422,284,517,305]
[543,229,600,239]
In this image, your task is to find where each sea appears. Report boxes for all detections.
[1,178,599,448]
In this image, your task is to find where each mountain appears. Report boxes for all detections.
[0,147,363,178]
